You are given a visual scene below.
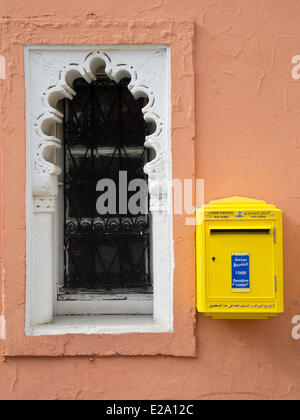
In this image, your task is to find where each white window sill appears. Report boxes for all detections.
[26,315,173,336]
[55,295,153,315]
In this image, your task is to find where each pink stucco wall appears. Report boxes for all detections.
[0,0,300,400]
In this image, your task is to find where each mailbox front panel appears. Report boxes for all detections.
[206,222,276,301]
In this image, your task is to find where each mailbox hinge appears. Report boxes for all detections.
[274,228,277,244]
[274,275,277,293]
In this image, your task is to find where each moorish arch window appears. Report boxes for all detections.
[61,71,153,295]
[26,47,173,331]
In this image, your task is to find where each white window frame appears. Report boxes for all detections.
[25,45,173,334]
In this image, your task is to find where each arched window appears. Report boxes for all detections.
[26,47,173,331]
[60,72,153,296]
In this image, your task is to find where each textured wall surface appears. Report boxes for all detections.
[0,0,300,400]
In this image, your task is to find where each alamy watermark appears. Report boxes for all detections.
[95,172,204,226]
[290,59,300,340]
[292,315,300,340]
[292,56,300,80]
[0,316,6,340]
[0,56,5,80]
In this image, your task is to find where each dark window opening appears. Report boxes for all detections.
[61,74,152,295]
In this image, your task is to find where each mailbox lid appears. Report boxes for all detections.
[203,196,279,221]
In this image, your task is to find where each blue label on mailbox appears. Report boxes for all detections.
[232,254,250,292]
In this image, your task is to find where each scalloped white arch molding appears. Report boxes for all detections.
[25,46,173,333]
[33,49,167,213]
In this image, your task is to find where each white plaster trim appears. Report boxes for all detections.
[25,46,173,332]
[31,48,168,213]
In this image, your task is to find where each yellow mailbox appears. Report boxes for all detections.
[196,197,283,319]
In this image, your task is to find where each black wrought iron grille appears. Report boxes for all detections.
[63,74,152,294]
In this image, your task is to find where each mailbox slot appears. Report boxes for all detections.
[210,228,271,235]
